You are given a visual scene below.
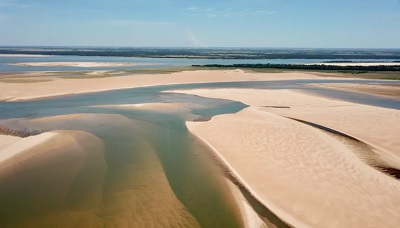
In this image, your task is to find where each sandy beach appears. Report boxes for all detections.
[170,88,400,227]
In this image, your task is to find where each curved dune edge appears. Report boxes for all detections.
[172,88,400,158]
[0,132,57,163]
[226,180,269,228]
[173,88,400,227]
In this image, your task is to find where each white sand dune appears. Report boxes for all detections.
[174,88,400,157]
[171,88,400,227]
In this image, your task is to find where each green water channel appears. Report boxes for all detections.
[0,92,247,227]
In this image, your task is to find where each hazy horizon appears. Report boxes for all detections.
[1,46,400,50]
[1,0,399,48]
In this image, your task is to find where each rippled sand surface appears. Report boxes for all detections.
[173,88,400,227]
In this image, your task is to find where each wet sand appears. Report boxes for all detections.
[171,88,400,227]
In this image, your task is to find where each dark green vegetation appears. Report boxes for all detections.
[1,47,400,59]
[193,64,400,80]
[193,63,400,71]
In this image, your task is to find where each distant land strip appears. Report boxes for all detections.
[192,64,400,71]
[1,48,400,59]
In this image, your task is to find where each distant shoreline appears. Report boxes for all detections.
[1,47,400,59]
[192,63,400,72]
[10,62,152,68]
[0,54,50,57]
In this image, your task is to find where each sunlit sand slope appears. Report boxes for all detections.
[172,88,400,227]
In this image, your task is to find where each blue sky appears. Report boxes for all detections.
[0,0,399,48]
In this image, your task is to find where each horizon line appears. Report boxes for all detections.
[1,46,400,50]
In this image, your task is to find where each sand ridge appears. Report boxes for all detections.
[172,88,400,227]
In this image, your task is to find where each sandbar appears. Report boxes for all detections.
[171,88,400,227]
